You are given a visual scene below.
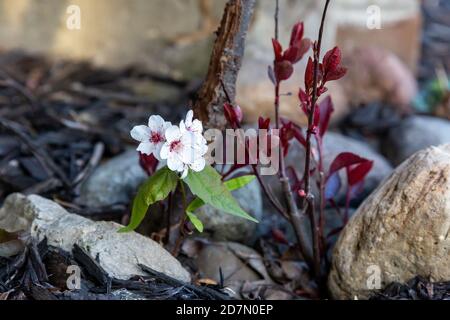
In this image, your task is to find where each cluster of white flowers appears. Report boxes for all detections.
[130,110,208,178]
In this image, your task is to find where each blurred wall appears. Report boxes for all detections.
[0,0,228,78]
[0,0,421,79]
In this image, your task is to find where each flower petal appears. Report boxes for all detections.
[137,142,155,155]
[160,143,170,160]
[130,125,151,142]
[165,125,182,142]
[148,115,165,131]
[190,119,203,134]
[185,110,194,126]
[190,157,206,172]
[167,155,184,172]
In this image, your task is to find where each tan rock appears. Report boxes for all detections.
[328,144,450,299]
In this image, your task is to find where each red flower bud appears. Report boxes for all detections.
[139,152,158,176]
[224,103,243,128]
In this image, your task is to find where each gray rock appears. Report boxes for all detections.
[195,242,269,286]
[0,193,190,282]
[329,144,450,299]
[79,150,147,207]
[196,176,262,244]
[384,116,450,165]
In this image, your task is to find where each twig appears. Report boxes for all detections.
[0,117,71,187]
[273,0,314,268]
[302,0,332,279]
[72,142,105,186]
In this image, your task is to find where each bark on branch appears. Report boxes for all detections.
[193,0,256,129]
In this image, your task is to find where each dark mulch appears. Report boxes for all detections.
[0,50,197,216]
[370,277,450,300]
[0,239,230,300]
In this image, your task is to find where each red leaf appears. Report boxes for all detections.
[348,160,374,186]
[292,124,307,148]
[258,117,271,130]
[318,96,334,137]
[323,47,341,72]
[272,38,283,61]
[283,46,300,64]
[325,66,347,82]
[274,60,294,82]
[289,22,304,48]
[224,103,242,128]
[328,152,368,177]
[305,57,314,92]
[298,88,310,111]
[139,152,158,176]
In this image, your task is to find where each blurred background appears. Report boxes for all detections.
[0,0,447,120]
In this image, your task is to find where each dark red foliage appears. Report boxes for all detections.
[322,47,347,83]
[280,119,297,157]
[316,96,334,137]
[325,152,373,200]
[271,22,311,83]
[258,116,271,130]
[139,152,158,176]
[224,103,243,129]
[347,160,374,186]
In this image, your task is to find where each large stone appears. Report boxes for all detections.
[196,176,262,244]
[384,116,450,165]
[78,150,147,207]
[328,144,450,299]
[0,193,190,282]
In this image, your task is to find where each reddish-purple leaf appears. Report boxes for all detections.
[274,60,294,82]
[224,103,242,128]
[305,57,314,91]
[258,117,271,130]
[139,152,158,176]
[292,124,307,148]
[328,152,368,177]
[289,22,304,48]
[272,38,283,61]
[323,47,341,72]
[348,160,374,186]
[318,96,334,137]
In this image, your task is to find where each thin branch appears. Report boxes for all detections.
[273,0,314,268]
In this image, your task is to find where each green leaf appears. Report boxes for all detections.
[184,165,258,223]
[224,175,256,191]
[119,166,178,233]
[186,197,205,214]
[185,174,256,219]
[186,212,204,233]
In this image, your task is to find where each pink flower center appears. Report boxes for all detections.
[150,131,164,144]
[170,140,182,152]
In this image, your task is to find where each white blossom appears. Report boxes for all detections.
[160,124,208,179]
[130,115,171,160]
